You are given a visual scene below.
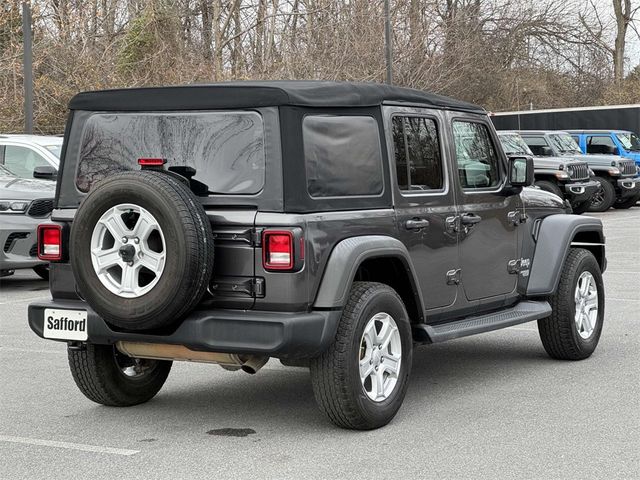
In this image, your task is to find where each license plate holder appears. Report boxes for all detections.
[43,308,88,341]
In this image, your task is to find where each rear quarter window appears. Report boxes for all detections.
[76,111,265,194]
[303,115,384,198]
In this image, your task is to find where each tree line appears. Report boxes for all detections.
[0,0,638,134]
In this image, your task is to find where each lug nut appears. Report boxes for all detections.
[122,237,128,243]
[134,237,140,244]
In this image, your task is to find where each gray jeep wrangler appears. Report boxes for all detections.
[497,131,599,214]
[28,81,606,430]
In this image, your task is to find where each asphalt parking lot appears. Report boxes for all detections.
[1,208,638,480]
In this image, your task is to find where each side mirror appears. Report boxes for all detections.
[508,156,534,187]
[539,146,553,156]
[33,165,58,180]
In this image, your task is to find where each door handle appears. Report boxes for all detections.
[460,213,482,225]
[405,218,430,230]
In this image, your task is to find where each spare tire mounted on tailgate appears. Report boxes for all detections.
[70,170,214,331]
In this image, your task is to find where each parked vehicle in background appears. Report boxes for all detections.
[0,165,55,279]
[516,130,640,211]
[567,130,640,168]
[490,103,640,138]
[28,82,607,430]
[497,131,598,214]
[0,135,62,181]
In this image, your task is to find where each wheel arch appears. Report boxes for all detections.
[527,214,605,296]
[313,236,424,323]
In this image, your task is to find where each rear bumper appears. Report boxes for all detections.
[28,300,341,358]
[562,180,599,204]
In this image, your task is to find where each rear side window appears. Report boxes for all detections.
[392,116,444,192]
[303,115,383,198]
[586,135,617,154]
[76,112,265,194]
[521,136,551,156]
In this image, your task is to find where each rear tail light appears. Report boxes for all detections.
[37,224,62,261]
[138,158,166,167]
[263,231,294,270]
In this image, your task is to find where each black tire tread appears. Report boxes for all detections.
[535,180,563,198]
[68,343,171,406]
[613,194,640,209]
[587,177,616,212]
[310,282,409,429]
[538,248,603,360]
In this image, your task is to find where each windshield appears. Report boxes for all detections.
[548,133,582,154]
[616,132,640,152]
[0,164,14,176]
[498,134,533,155]
[44,144,62,159]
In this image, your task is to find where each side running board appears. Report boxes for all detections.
[413,300,552,344]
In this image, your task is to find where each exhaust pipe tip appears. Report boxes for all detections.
[240,356,268,374]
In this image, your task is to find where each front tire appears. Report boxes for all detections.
[310,282,412,430]
[612,194,639,209]
[68,343,172,406]
[538,248,604,360]
[535,180,563,198]
[587,177,616,212]
[571,200,591,215]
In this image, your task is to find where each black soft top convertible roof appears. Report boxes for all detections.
[69,80,484,113]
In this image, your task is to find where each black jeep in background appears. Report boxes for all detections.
[29,82,606,429]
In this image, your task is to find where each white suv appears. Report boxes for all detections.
[0,135,62,180]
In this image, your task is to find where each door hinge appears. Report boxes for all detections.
[251,228,263,246]
[446,269,461,285]
[507,210,527,226]
[507,259,521,274]
[251,277,265,297]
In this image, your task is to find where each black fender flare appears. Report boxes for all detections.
[313,235,424,313]
[527,214,605,296]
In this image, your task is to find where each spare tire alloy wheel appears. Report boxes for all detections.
[70,171,214,331]
[91,203,166,298]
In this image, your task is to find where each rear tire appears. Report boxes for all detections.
[587,177,616,212]
[310,282,412,430]
[612,194,639,209]
[534,180,563,198]
[32,264,49,280]
[68,343,172,406]
[537,248,604,360]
